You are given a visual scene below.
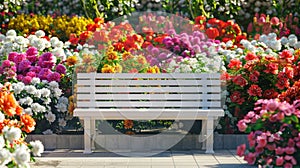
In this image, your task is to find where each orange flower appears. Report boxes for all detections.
[114,64,123,73]
[66,56,78,66]
[0,84,23,117]
[205,27,220,39]
[124,120,133,129]
[82,54,94,64]
[147,66,160,73]
[20,114,36,133]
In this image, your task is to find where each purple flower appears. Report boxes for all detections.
[38,68,52,80]
[40,52,53,61]
[8,52,18,61]
[55,64,66,74]
[14,53,26,64]
[47,72,61,82]
[164,41,174,48]
[26,47,38,56]
[172,37,180,44]
[173,45,181,52]
[150,58,159,66]
[17,74,24,81]
[176,56,183,62]
[192,37,200,45]
[151,47,160,56]
[22,76,32,85]
[27,55,37,63]
[192,45,201,53]
[39,60,55,69]
[167,29,176,36]
[30,66,41,73]
[158,53,168,60]
[2,60,12,68]
[26,71,36,78]
[18,60,31,72]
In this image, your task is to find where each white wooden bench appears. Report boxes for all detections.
[74,73,224,154]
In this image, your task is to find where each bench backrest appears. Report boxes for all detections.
[75,73,222,109]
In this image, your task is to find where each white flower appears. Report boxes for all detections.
[49,81,59,89]
[13,144,30,167]
[40,88,51,97]
[53,88,62,98]
[288,34,297,40]
[35,30,45,38]
[50,37,59,46]
[42,129,53,135]
[55,103,67,113]
[0,34,5,41]
[6,29,17,37]
[58,118,67,127]
[58,96,68,105]
[0,148,11,167]
[31,77,41,85]
[24,97,33,106]
[3,126,22,143]
[270,40,282,51]
[0,135,4,149]
[289,38,297,47]
[15,36,26,45]
[52,48,66,60]
[24,108,33,115]
[24,85,37,94]
[34,89,41,98]
[43,97,51,105]
[45,112,56,123]
[294,42,300,49]
[31,103,46,113]
[280,37,288,45]
[54,40,64,48]
[0,112,4,123]
[30,140,44,157]
[12,82,25,94]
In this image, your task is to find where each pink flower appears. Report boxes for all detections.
[14,53,26,64]
[237,120,247,132]
[47,72,61,82]
[256,135,267,147]
[284,155,297,165]
[236,144,246,157]
[55,64,66,74]
[275,147,284,155]
[8,52,18,61]
[2,60,12,68]
[276,112,285,120]
[276,157,284,166]
[266,99,279,111]
[26,47,38,56]
[18,60,31,72]
[284,163,293,168]
[284,147,295,155]
[288,139,295,147]
[26,71,36,78]
[244,152,256,165]
[38,68,52,80]
[266,144,276,151]
[255,146,263,154]
[270,17,280,25]
[22,76,32,85]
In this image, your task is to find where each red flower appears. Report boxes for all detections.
[195,15,206,24]
[264,63,278,74]
[230,91,245,105]
[275,78,289,90]
[245,52,258,61]
[247,84,262,97]
[205,27,220,39]
[228,59,242,70]
[236,144,246,157]
[280,49,294,62]
[249,71,260,83]
[263,89,278,99]
[232,75,248,87]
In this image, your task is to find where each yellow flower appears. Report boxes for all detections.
[114,64,123,73]
[147,66,160,73]
[122,51,133,61]
[137,55,147,65]
[101,64,115,73]
[106,51,119,61]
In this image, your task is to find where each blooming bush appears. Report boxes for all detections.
[0,83,44,167]
[218,33,300,133]
[236,99,300,167]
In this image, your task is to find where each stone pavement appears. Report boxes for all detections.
[30,149,257,168]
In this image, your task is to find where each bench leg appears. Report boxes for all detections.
[83,117,92,154]
[205,117,214,154]
[200,120,207,150]
[91,119,96,150]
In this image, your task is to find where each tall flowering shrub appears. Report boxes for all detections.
[236,99,300,167]
[0,83,44,167]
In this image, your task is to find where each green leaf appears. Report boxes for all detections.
[290,115,299,123]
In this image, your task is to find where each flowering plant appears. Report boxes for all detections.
[0,83,44,167]
[218,34,300,133]
[236,99,300,167]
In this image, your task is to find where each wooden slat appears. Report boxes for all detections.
[73,108,224,120]
[77,73,221,79]
[77,79,221,86]
[76,93,221,101]
[76,101,221,108]
[77,86,221,93]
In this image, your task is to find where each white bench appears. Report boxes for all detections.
[74,73,224,154]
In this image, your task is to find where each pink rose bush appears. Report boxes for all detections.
[237,99,300,167]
